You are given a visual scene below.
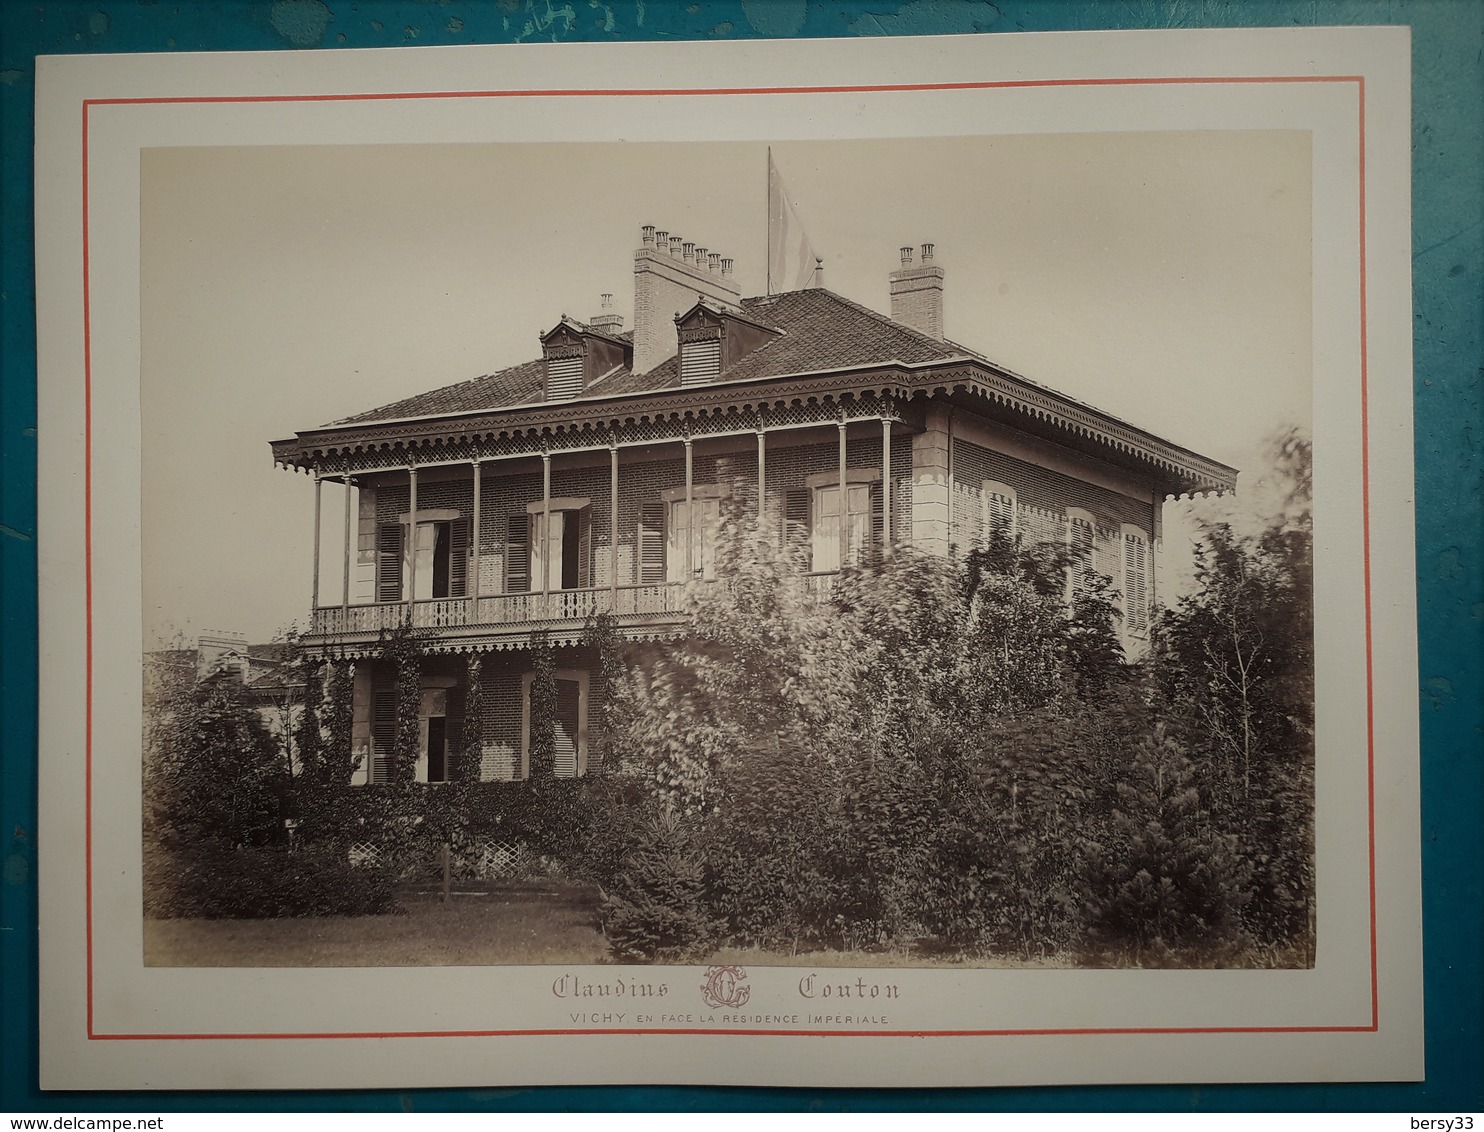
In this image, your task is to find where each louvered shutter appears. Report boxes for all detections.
[376,523,404,603]
[370,681,396,785]
[638,502,667,585]
[449,518,469,598]
[680,339,722,385]
[870,481,885,562]
[784,488,810,546]
[445,684,466,781]
[577,509,592,589]
[552,679,581,778]
[1124,533,1149,634]
[546,355,583,401]
[506,514,529,593]
[1070,517,1094,596]
[986,491,1014,538]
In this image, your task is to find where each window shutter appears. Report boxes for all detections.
[546,355,583,401]
[783,488,810,545]
[1070,517,1094,596]
[638,502,667,585]
[552,679,582,778]
[870,480,885,562]
[445,684,466,781]
[986,491,1014,539]
[1124,533,1149,634]
[506,513,529,593]
[449,518,469,597]
[370,680,396,785]
[577,509,592,589]
[680,339,722,386]
[376,523,404,603]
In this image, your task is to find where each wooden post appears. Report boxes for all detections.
[341,462,353,612]
[470,458,482,612]
[311,474,323,613]
[609,442,620,605]
[683,438,694,578]
[837,419,849,569]
[756,428,766,520]
[406,466,418,617]
[441,842,451,904]
[881,417,893,557]
[541,452,552,618]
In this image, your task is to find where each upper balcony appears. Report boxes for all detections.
[306,574,842,654]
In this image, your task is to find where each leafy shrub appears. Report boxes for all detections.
[143,843,398,919]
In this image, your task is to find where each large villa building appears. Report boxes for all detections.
[270,226,1236,786]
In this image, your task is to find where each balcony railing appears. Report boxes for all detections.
[309,573,846,638]
[309,581,691,637]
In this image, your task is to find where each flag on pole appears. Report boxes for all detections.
[767,150,820,294]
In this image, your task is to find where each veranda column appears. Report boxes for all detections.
[756,427,766,520]
[406,465,418,620]
[683,438,694,578]
[609,442,619,606]
[541,452,552,618]
[470,458,482,612]
[881,418,893,557]
[310,473,323,615]
[340,460,352,613]
[837,419,849,569]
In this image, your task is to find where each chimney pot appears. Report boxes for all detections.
[899,246,914,266]
[682,241,695,262]
[669,236,683,257]
[642,225,656,245]
[921,242,935,263]
[708,253,721,273]
[721,257,734,277]
[655,230,669,250]
[601,293,614,309]
[694,246,707,266]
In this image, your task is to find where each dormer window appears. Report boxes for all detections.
[541,316,629,401]
[673,300,781,387]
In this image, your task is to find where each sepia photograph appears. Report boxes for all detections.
[138,132,1315,974]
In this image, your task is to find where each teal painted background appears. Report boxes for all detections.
[1,0,1478,1112]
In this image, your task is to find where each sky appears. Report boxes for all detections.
[140,132,1312,647]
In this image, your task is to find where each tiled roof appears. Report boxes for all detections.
[324,289,966,427]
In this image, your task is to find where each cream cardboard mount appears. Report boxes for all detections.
[33,27,1421,1090]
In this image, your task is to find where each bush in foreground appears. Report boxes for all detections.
[144,844,398,919]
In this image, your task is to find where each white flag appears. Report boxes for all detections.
[767,151,820,294]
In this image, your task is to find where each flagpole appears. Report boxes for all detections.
[766,146,773,296]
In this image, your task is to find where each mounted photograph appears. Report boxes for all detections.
[139,132,1315,973]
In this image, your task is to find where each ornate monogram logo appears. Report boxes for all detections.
[699,964,750,1010]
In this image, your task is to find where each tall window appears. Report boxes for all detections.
[507,501,591,592]
[376,510,467,602]
[811,482,872,572]
[667,497,722,582]
[521,669,589,779]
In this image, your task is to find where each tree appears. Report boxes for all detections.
[145,658,284,850]
[1154,425,1314,958]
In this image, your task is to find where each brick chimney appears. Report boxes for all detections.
[889,242,945,341]
[590,292,624,336]
[633,223,741,376]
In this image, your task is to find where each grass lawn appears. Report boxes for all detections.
[144,882,608,967]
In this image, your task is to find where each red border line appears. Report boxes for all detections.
[82,97,96,1041]
[78,73,1365,107]
[85,72,1377,1043]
